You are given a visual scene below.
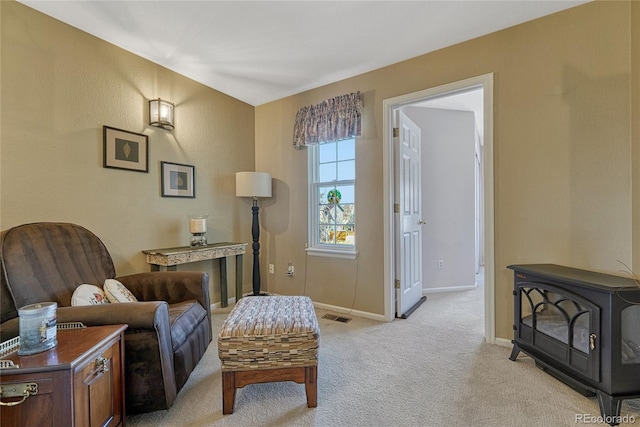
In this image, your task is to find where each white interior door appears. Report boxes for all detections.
[395,110,424,318]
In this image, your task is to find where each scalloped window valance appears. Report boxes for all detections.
[293,91,362,149]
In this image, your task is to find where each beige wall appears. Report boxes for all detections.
[1,1,255,303]
[256,1,638,338]
[2,1,638,340]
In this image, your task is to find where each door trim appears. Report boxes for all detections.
[382,73,495,344]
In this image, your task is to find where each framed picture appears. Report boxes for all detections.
[161,161,195,198]
[103,126,149,172]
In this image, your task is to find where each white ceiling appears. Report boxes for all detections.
[18,1,588,106]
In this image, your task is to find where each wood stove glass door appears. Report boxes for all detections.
[621,305,640,365]
[518,282,600,381]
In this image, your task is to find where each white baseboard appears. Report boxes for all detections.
[423,284,477,294]
[311,301,388,322]
[210,297,236,312]
[211,294,509,349]
[494,337,512,348]
[212,295,388,323]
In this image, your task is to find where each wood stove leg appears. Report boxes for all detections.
[222,371,236,415]
[509,343,521,361]
[304,366,318,408]
[596,390,622,426]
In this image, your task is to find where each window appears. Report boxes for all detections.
[308,138,356,258]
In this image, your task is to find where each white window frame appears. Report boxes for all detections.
[306,140,357,259]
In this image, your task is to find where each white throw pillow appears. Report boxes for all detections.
[71,284,109,306]
[103,279,138,303]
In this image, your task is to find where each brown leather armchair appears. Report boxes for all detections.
[0,222,212,414]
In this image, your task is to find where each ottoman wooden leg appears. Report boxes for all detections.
[222,371,236,414]
[305,366,318,408]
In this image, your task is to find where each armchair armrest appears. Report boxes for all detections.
[57,302,178,412]
[117,271,210,312]
[0,317,19,341]
[56,301,169,329]
[1,302,171,339]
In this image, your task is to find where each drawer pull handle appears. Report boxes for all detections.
[0,382,38,406]
[590,333,597,351]
[95,356,109,374]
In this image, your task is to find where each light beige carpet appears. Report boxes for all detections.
[128,284,640,427]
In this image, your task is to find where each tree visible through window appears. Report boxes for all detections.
[310,138,355,252]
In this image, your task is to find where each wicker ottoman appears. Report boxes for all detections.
[218,295,320,414]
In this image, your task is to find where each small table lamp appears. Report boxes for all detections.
[236,171,272,296]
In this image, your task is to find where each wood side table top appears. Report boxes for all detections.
[0,324,127,374]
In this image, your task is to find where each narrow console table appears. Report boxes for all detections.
[143,242,247,308]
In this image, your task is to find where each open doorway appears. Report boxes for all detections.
[405,88,483,290]
[382,73,495,344]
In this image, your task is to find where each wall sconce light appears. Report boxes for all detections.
[149,98,175,130]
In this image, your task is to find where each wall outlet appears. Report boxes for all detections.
[269,264,274,274]
[438,260,445,270]
[287,263,294,276]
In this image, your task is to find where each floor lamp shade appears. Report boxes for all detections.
[236,172,272,198]
[236,172,272,296]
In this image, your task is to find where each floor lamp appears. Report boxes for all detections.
[236,171,272,296]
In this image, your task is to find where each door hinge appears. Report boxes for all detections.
[394,203,400,213]
[395,279,400,289]
[393,127,399,138]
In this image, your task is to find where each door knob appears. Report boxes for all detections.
[418,219,426,225]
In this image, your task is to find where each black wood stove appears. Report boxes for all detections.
[508,264,640,426]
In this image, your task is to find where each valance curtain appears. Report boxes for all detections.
[293,91,363,149]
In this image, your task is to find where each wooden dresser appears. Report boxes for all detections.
[0,324,127,427]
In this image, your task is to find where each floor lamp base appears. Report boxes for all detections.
[243,291,272,297]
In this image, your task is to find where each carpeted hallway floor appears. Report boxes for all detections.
[128,280,640,426]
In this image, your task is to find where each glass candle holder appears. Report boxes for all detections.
[18,302,57,355]
[188,215,209,247]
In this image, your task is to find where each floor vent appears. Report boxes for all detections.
[322,313,352,323]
